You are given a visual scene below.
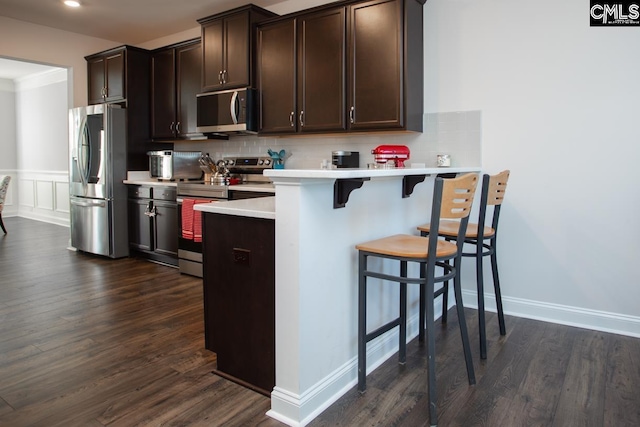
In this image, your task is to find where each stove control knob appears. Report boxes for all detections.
[258,159,264,165]
[264,159,271,166]
[226,159,235,166]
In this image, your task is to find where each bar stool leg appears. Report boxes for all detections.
[491,241,507,336]
[419,280,426,343]
[476,240,487,360]
[358,251,367,393]
[424,264,438,427]
[441,260,450,324]
[399,261,407,364]
[454,256,476,385]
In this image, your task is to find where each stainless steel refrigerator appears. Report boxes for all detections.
[69,104,129,258]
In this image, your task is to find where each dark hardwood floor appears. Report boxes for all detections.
[1,217,639,426]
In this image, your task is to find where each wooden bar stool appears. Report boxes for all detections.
[355,173,479,427]
[418,170,510,360]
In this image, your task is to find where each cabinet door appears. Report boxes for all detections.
[202,19,225,92]
[87,57,106,105]
[176,42,202,136]
[151,49,177,139]
[298,8,347,133]
[223,12,250,89]
[202,213,275,394]
[257,19,297,134]
[128,199,152,251]
[348,0,403,130]
[104,51,125,102]
[153,200,178,257]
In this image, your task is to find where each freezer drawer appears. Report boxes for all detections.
[70,196,128,258]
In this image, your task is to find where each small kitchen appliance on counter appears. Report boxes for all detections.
[148,150,203,180]
[332,151,360,168]
[371,145,410,168]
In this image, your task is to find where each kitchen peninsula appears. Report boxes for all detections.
[195,166,480,426]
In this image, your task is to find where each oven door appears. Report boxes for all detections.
[177,196,221,278]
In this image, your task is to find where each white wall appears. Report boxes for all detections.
[423,0,640,330]
[0,79,17,170]
[15,70,69,171]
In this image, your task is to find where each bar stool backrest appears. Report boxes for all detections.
[486,170,510,206]
[439,173,479,220]
[429,173,479,256]
[479,170,510,235]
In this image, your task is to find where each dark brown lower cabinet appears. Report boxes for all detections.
[127,185,178,266]
[202,213,275,395]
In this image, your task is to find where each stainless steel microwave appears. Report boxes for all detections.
[196,88,257,134]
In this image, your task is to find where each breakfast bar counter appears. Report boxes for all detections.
[198,166,480,426]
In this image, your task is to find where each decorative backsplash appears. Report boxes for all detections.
[173,110,482,169]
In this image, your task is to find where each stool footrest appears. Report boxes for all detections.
[365,318,402,343]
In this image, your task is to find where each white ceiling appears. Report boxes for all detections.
[0,0,293,80]
[0,0,290,45]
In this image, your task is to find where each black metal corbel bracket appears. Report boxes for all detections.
[402,175,427,198]
[334,178,370,209]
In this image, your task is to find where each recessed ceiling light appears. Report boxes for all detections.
[64,0,81,7]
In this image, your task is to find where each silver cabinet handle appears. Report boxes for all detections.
[299,111,304,127]
[219,70,223,85]
[170,122,175,132]
[176,122,181,134]
[349,106,355,124]
[222,70,227,84]
[289,112,295,127]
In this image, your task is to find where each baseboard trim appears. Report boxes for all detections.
[460,289,640,338]
[18,211,69,228]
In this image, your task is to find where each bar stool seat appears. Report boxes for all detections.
[356,173,479,427]
[418,170,510,360]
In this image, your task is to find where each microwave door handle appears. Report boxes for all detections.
[230,91,239,125]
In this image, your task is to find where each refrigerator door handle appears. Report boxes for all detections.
[76,116,89,189]
[70,198,107,208]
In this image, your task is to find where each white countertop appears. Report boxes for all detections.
[228,183,275,193]
[264,166,481,180]
[194,196,275,219]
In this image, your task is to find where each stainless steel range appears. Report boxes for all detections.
[176,156,275,277]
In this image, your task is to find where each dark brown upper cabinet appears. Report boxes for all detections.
[198,5,277,93]
[85,46,152,171]
[151,39,202,139]
[256,0,423,136]
[86,47,125,104]
[257,8,347,135]
[348,0,422,132]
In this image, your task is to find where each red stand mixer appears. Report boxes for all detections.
[371,145,410,168]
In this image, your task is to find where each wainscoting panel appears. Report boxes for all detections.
[18,171,69,227]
